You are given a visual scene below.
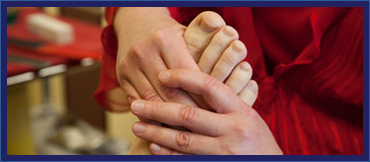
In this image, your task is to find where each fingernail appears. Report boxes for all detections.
[240,62,250,71]
[159,71,170,81]
[133,122,145,133]
[132,100,144,112]
[151,143,161,152]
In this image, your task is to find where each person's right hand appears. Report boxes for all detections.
[131,69,282,155]
[114,7,201,107]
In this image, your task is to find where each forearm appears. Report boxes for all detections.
[114,7,170,31]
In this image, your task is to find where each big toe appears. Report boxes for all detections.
[184,11,226,62]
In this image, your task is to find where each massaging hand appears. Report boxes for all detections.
[130,69,283,155]
[115,7,201,107]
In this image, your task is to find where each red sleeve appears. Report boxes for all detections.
[94,7,120,111]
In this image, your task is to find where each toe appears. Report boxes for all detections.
[199,11,226,33]
[224,62,253,94]
[239,80,259,107]
[211,40,247,82]
[184,11,226,62]
[198,26,239,74]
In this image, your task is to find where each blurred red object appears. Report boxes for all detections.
[7,7,103,60]
[7,7,104,77]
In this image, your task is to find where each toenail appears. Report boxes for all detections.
[240,62,250,71]
[232,41,243,53]
[223,26,235,37]
[247,81,258,94]
[200,17,218,33]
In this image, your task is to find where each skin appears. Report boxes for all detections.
[113,8,262,154]
[131,69,283,155]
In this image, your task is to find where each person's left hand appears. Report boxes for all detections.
[130,69,282,155]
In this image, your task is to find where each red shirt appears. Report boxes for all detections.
[95,7,363,155]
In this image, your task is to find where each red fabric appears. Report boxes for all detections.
[96,7,363,155]
[7,62,35,77]
[7,8,104,60]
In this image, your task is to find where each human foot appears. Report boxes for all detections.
[184,11,257,106]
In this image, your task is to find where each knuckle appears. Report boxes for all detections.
[163,87,181,100]
[178,105,196,126]
[117,57,130,76]
[142,90,162,101]
[233,124,251,140]
[186,42,203,61]
[131,41,146,59]
[212,35,227,51]
[150,101,161,117]
[246,108,260,122]
[222,51,238,66]
[175,131,191,149]
[203,76,222,92]
[150,127,160,141]
[153,27,172,46]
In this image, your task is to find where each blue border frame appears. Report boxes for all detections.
[2,1,369,161]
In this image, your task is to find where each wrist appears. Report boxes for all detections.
[114,7,170,38]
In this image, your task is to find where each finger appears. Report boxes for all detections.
[120,79,159,123]
[127,70,163,102]
[239,80,259,107]
[140,55,199,107]
[154,26,200,71]
[153,28,211,109]
[131,100,226,136]
[119,79,141,104]
[150,143,192,155]
[159,69,246,113]
[198,26,239,74]
[211,40,247,82]
[118,58,163,102]
[133,122,221,155]
[104,89,131,112]
[225,61,252,94]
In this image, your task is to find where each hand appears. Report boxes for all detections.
[114,7,199,106]
[130,69,282,155]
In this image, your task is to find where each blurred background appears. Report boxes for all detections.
[7,7,137,155]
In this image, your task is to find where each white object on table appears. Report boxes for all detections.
[27,13,74,45]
